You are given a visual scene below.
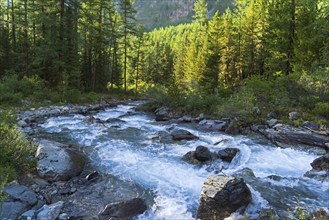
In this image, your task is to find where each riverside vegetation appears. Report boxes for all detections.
[0,0,328,218]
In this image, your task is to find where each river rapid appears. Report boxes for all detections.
[39,101,328,219]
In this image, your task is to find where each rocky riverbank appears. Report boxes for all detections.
[1,101,151,220]
[1,102,328,220]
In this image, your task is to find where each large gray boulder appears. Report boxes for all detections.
[35,140,86,181]
[197,176,252,220]
[260,124,329,149]
[170,128,198,141]
[98,198,147,220]
[154,107,171,121]
[0,183,38,220]
[36,201,64,220]
[197,120,229,132]
[218,148,240,163]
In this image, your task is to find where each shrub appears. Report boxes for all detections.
[0,111,35,184]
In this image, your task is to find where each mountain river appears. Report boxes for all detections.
[39,101,328,219]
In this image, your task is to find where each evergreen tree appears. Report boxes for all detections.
[118,0,136,93]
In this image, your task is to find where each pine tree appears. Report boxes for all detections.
[118,0,137,93]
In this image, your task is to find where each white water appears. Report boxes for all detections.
[40,102,329,219]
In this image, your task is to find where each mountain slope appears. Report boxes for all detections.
[133,0,234,30]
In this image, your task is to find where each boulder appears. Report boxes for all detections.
[195,146,215,162]
[182,146,217,164]
[303,121,320,131]
[20,210,36,220]
[182,151,200,164]
[0,183,38,220]
[260,124,329,149]
[267,119,278,128]
[225,122,240,135]
[218,148,240,162]
[197,120,229,132]
[154,107,171,121]
[98,198,147,220]
[36,201,64,220]
[35,140,86,181]
[311,154,329,171]
[197,176,252,220]
[171,128,198,141]
[289,112,301,120]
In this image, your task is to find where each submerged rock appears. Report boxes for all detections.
[197,176,252,220]
[195,146,215,162]
[35,140,86,181]
[170,128,198,141]
[218,148,240,162]
[182,146,217,164]
[98,198,147,220]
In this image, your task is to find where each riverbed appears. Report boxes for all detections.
[38,101,328,219]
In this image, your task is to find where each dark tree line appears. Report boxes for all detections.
[0,0,328,96]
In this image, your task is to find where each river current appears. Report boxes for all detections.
[39,101,328,219]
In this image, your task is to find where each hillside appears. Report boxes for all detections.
[133,0,234,30]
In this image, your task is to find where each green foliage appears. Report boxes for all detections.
[0,74,46,106]
[0,111,35,185]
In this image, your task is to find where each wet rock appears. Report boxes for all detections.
[182,151,200,164]
[195,146,215,162]
[233,168,256,183]
[289,111,301,120]
[58,213,69,220]
[303,121,320,131]
[35,140,86,181]
[225,122,240,135]
[20,210,36,220]
[182,146,217,164]
[171,128,198,141]
[84,115,96,123]
[197,176,252,220]
[86,171,99,181]
[311,154,329,171]
[267,119,278,127]
[0,183,38,220]
[218,148,240,162]
[36,201,64,220]
[154,130,172,143]
[260,124,329,149]
[197,120,228,132]
[98,198,147,220]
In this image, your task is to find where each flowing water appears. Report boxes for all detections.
[39,101,329,219]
